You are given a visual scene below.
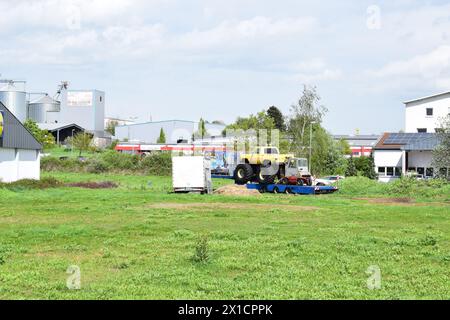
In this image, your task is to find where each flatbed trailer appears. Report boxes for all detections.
[247,183,338,195]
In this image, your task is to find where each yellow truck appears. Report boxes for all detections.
[234,147,300,185]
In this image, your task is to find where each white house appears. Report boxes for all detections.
[373,133,446,183]
[0,103,42,183]
[405,92,450,133]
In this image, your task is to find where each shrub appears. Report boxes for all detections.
[99,151,140,171]
[139,152,172,176]
[86,159,109,174]
[192,235,210,264]
[0,177,62,190]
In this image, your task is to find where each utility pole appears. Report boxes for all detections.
[309,121,317,174]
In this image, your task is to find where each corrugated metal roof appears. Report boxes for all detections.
[29,94,60,105]
[0,102,42,150]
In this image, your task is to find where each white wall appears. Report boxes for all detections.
[408,151,433,169]
[405,94,450,133]
[59,90,105,135]
[0,148,40,182]
[374,150,403,183]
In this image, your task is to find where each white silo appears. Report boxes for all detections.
[0,80,28,123]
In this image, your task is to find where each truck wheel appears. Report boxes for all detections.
[234,164,253,185]
[297,179,304,186]
[257,171,277,185]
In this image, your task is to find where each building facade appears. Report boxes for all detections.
[0,103,42,183]
[373,133,446,183]
[115,120,226,144]
[405,92,450,133]
[333,135,380,157]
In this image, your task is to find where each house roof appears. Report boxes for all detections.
[0,102,42,150]
[374,133,441,151]
[404,91,450,104]
[38,123,84,132]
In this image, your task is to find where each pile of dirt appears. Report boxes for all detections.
[214,184,261,196]
[65,181,118,189]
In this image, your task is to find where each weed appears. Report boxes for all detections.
[192,235,210,264]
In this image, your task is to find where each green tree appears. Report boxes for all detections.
[346,156,358,177]
[267,106,285,132]
[337,139,352,156]
[288,85,328,152]
[194,118,209,140]
[157,128,166,144]
[24,119,56,150]
[67,132,93,156]
[106,120,119,136]
[432,116,450,179]
[355,155,377,179]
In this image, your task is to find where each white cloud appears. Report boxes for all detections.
[370,45,450,90]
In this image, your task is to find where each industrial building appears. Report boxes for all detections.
[115,120,226,144]
[405,91,450,133]
[0,102,42,183]
[333,134,380,157]
[0,79,106,143]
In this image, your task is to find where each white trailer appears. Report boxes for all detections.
[172,156,213,194]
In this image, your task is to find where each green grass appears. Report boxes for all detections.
[0,172,449,300]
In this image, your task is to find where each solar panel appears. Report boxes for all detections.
[384,133,434,145]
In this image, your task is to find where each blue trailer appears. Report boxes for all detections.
[246,183,338,195]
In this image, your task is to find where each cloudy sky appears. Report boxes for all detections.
[1,0,450,134]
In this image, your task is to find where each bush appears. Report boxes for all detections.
[139,152,172,176]
[86,159,109,174]
[0,177,62,190]
[192,235,210,264]
[99,151,140,171]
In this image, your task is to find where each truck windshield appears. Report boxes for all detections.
[265,148,279,155]
[298,159,308,168]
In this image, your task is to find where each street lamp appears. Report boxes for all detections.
[309,121,317,174]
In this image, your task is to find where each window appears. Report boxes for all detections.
[386,167,394,176]
[439,168,448,178]
[408,167,416,172]
[395,168,402,177]
[100,96,103,102]
[426,168,434,177]
[426,108,433,116]
[417,128,427,133]
[417,167,425,175]
[265,148,279,155]
[378,167,386,175]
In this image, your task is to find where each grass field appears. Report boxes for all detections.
[0,172,449,300]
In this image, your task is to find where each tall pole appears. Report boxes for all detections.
[309,123,313,174]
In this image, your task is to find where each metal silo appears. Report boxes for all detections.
[27,94,61,123]
[0,80,27,123]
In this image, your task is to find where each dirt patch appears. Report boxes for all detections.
[355,197,416,206]
[65,181,118,189]
[214,184,261,196]
[148,202,317,212]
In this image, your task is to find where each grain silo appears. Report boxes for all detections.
[0,80,27,123]
[27,95,61,123]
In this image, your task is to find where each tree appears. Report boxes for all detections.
[432,116,450,179]
[346,156,358,177]
[67,132,93,156]
[337,139,352,156]
[24,119,56,150]
[157,128,166,144]
[355,155,377,179]
[194,118,209,140]
[267,106,286,132]
[106,120,119,136]
[288,85,328,152]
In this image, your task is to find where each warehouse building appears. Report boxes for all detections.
[0,102,42,183]
[373,133,445,183]
[333,134,380,157]
[115,120,226,144]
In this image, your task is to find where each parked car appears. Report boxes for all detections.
[315,176,345,186]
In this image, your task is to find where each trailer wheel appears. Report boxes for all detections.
[273,186,281,194]
[234,164,253,185]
